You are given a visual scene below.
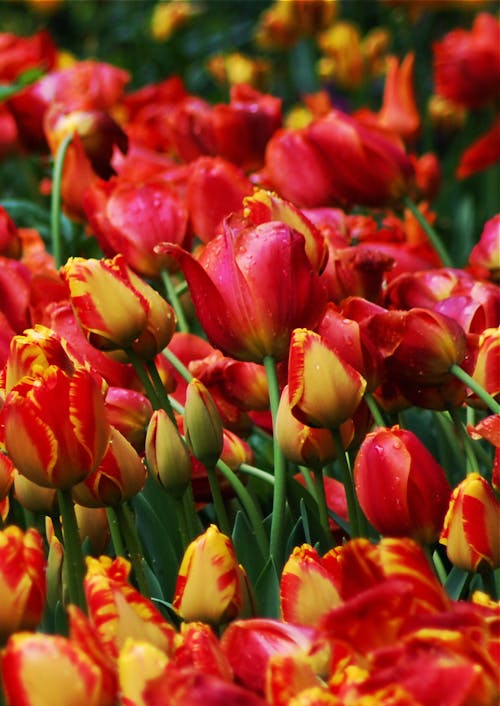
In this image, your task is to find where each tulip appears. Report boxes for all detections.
[84,555,176,660]
[0,453,14,504]
[466,328,500,409]
[468,214,500,283]
[118,640,169,706]
[377,53,420,143]
[184,379,224,468]
[318,21,364,89]
[288,328,366,429]
[159,217,326,363]
[173,525,248,625]
[456,118,500,180]
[1,632,114,706]
[83,174,189,278]
[72,426,146,507]
[62,254,176,359]
[74,506,111,556]
[0,526,46,643]
[354,426,451,544]
[0,205,21,259]
[440,473,500,572]
[3,365,110,489]
[433,13,500,109]
[171,622,233,679]
[13,470,58,515]
[104,386,153,453]
[145,408,192,497]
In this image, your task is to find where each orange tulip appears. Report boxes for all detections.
[378,53,420,143]
[0,526,46,643]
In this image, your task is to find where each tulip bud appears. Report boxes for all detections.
[440,473,500,572]
[173,524,249,625]
[0,526,46,642]
[74,505,111,557]
[288,328,366,429]
[184,379,223,468]
[145,409,192,498]
[354,426,451,544]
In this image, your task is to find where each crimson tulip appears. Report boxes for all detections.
[468,214,500,282]
[159,217,327,363]
[2,365,110,489]
[354,426,451,544]
[456,118,500,180]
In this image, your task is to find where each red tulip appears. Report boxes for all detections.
[354,426,451,544]
[456,118,500,180]
[104,387,153,452]
[468,214,500,282]
[159,218,326,362]
[378,53,420,143]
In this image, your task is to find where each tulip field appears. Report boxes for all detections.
[0,0,499,704]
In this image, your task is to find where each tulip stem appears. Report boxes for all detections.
[403,196,453,268]
[216,459,268,560]
[449,364,500,414]
[162,347,193,383]
[161,269,189,333]
[127,350,161,409]
[312,468,333,547]
[57,488,87,613]
[331,429,362,538]
[264,355,288,569]
[106,506,127,558]
[239,463,275,486]
[206,465,232,536]
[183,485,203,540]
[146,359,177,424]
[114,502,150,598]
[51,131,73,269]
[449,408,479,475]
[364,393,388,428]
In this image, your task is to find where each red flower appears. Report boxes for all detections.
[159,217,326,362]
[377,53,420,143]
[456,117,500,179]
[433,13,500,109]
[0,30,55,82]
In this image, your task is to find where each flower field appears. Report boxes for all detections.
[0,1,499,704]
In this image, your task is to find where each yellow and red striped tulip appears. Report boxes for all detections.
[72,426,146,507]
[173,524,249,625]
[288,329,366,429]
[1,632,113,706]
[466,327,500,408]
[145,408,191,498]
[354,426,451,544]
[266,654,330,706]
[0,526,46,643]
[171,622,233,680]
[118,639,169,706]
[440,473,500,572]
[84,555,176,660]
[4,324,74,394]
[104,387,153,453]
[280,545,342,626]
[61,254,175,358]
[2,365,110,489]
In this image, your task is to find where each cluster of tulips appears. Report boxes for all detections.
[0,1,499,704]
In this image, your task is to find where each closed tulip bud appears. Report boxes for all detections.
[145,408,191,497]
[276,385,353,466]
[46,533,64,612]
[440,473,500,572]
[104,387,153,453]
[3,365,110,489]
[74,506,111,556]
[173,524,248,625]
[0,526,46,643]
[288,328,366,429]
[184,379,223,468]
[354,426,451,544]
[1,633,110,706]
[72,427,146,507]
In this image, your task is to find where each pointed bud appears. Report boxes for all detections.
[184,379,223,467]
[145,409,191,498]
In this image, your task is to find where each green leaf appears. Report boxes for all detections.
[232,510,266,585]
[286,476,332,554]
[254,556,281,619]
[444,566,470,600]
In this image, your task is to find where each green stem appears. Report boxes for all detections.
[161,269,189,333]
[114,503,150,597]
[57,488,87,613]
[364,393,388,428]
[182,484,203,540]
[331,428,362,538]
[263,355,288,569]
[51,132,74,269]
[126,349,161,409]
[404,196,453,267]
[449,408,479,474]
[216,459,268,560]
[146,359,177,424]
[162,346,193,383]
[173,494,190,550]
[299,466,317,496]
[449,364,500,414]
[312,468,333,546]
[106,506,126,558]
[206,465,232,536]
[239,463,275,486]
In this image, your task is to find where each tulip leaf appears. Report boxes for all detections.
[254,557,281,619]
[286,516,306,558]
[444,566,470,600]
[286,477,332,554]
[232,510,266,585]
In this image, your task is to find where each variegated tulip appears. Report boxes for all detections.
[440,473,500,572]
[84,555,176,660]
[0,526,46,643]
[1,632,113,706]
[288,328,366,429]
[145,408,191,497]
[72,426,146,507]
[104,387,153,453]
[466,327,500,409]
[2,365,110,489]
[173,524,249,625]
